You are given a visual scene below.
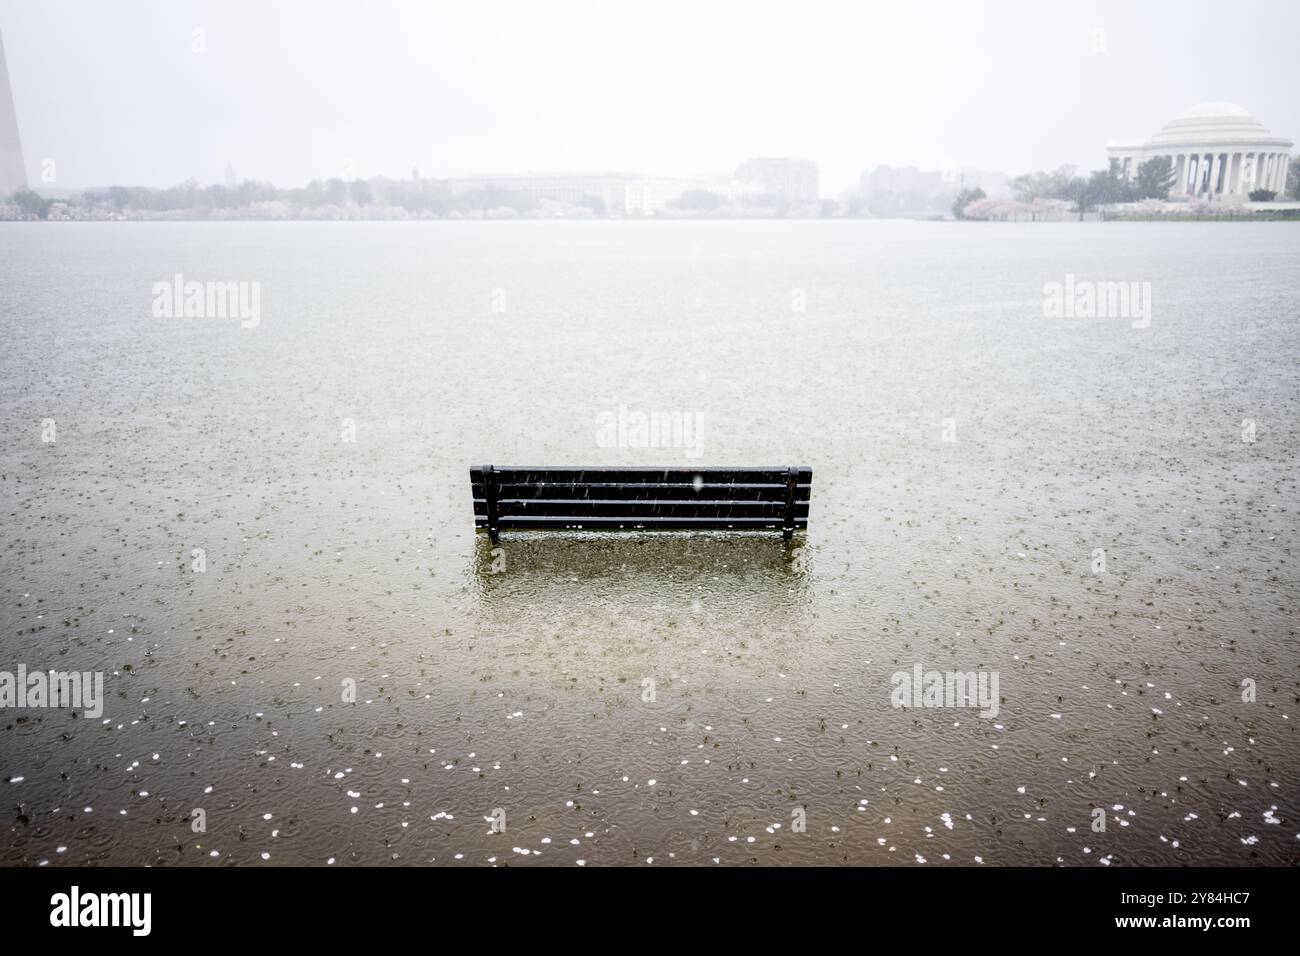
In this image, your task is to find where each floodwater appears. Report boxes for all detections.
[1,219,1297,866]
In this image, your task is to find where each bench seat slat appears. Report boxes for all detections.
[474,499,809,519]
[475,516,809,530]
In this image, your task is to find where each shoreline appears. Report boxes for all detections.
[4,212,1299,222]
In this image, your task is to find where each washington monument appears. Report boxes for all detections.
[0,27,26,195]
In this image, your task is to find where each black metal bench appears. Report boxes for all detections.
[471,466,812,542]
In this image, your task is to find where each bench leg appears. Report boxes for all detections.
[484,464,500,545]
[782,466,797,541]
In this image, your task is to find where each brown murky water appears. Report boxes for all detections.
[1,219,1297,866]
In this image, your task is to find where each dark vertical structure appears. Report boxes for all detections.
[481,464,500,543]
[782,467,798,540]
[0,28,25,196]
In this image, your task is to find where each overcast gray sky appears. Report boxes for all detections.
[2,0,1297,193]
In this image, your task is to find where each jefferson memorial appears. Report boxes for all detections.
[1107,103,1292,198]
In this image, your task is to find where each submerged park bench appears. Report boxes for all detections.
[471,466,813,542]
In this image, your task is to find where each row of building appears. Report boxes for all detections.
[436,104,1298,219]
[444,157,821,214]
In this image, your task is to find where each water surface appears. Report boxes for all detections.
[1,220,1297,865]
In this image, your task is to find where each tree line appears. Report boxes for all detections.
[955,155,1295,220]
[954,157,1179,219]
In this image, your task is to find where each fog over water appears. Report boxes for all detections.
[2,0,1298,192]
[1,219,1296,865]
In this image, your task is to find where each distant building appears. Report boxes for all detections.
[444,172,636,212]
[859,164,1009,216]
[862,165,947,200]
[734,157,819,203]
[1107,102,1292,198]
[445,170,768,215]
[0,28,26,196]
[625,176,763,214]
